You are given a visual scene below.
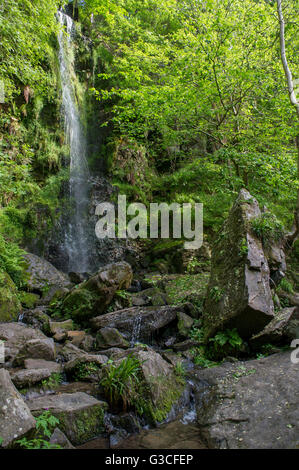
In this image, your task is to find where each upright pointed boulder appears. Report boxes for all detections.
[203,189,274,339]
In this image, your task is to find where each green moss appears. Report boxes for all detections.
[0,271,22,322]
[147,376,185,423]
[164,272,209,309]
[54,404,108,445]
[61,288,96,321]
[251,213,284,246]
[18,291,40,309]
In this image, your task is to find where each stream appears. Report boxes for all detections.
[78,419,206,450]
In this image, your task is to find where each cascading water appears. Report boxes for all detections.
[57,11,91,273]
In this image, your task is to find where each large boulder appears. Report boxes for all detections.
[21,306,51,334]
[49,428,74,449]
[96,327,129,349]
[193,352,299,448]
[10,368,52,388]
[135,348,185,423]
[64,354,108,381]
[23,252,71,296]
[203,189,274,339]
[91,305,189,342]
[24,358,62,374]
[0,369,36,448]
[60,262,133,322]
[0,322,48,366]
[250,307,299,349]
[0,271,21,322]
[131,287,168,307]
[13,337,56,366]
[26,392,108,445]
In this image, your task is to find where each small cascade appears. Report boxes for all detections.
[57,11,91,273]
[130,314,142,347]
[18,312,25,323]
[180,381,197,424]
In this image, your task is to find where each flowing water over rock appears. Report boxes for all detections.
[57,11,91,273]
[78,420,206,450]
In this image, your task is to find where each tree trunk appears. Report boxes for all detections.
[277,0,299,245]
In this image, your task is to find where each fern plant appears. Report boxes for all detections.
[100,355,143,411]
[17,411,61,449]
[207,328,243,361]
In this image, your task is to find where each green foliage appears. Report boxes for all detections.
[207,328,244,361]
[209,286,224,303]
[17,411,61,450]
[239,238,248,257]
[0,0,60,102]
[174,361,186,378]
[279,278,294,294]
[232,365,256,380]
[100,355,143,411]
[251,213,284,245]
[41,373,63,390]
[190,325,204,343]
[0,234,27,287]
[79,0,297,235]
[73,362,99,381]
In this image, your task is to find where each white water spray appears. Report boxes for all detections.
[57,11,90,273]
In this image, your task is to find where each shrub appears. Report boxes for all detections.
[0,234,27,287]
[279,278,294,294]
[17,411,61,449]
[207,328,244,361]
[251,213,284,245]
[100,355,143,411]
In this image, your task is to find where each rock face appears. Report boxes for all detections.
[131,288,168,307]
[250,307,299,349]
[204,189,274,339]
[60,262,133,321]
[136,349,185,423]
[24,358,61,374]
[50,428,74,449]
[64,354,108,380]
[0,369,36,448]
[193,352,299,449]
[21,306,50,334]
[27,392,108,445]
[13,337,56,365]
[0,322,48,366]
[91,305,188,342]
[0,271,21,322]
[23,252,71,293]
[10,368,52,388]
[96,327,129,349]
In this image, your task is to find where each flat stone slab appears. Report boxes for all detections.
[24,359,62,373]
[10,368,52,388]
[193,352,299,449]
[91,305,187,341]
[26,392,108,445]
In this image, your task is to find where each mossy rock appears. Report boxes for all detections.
[136,349,185,424]
[61,288,97,321]
[0,271,22,322]
[19,292,40,309]
[28,392,108,446]
[177,311,194,337]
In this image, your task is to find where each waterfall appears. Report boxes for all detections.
[57,11,91,273]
